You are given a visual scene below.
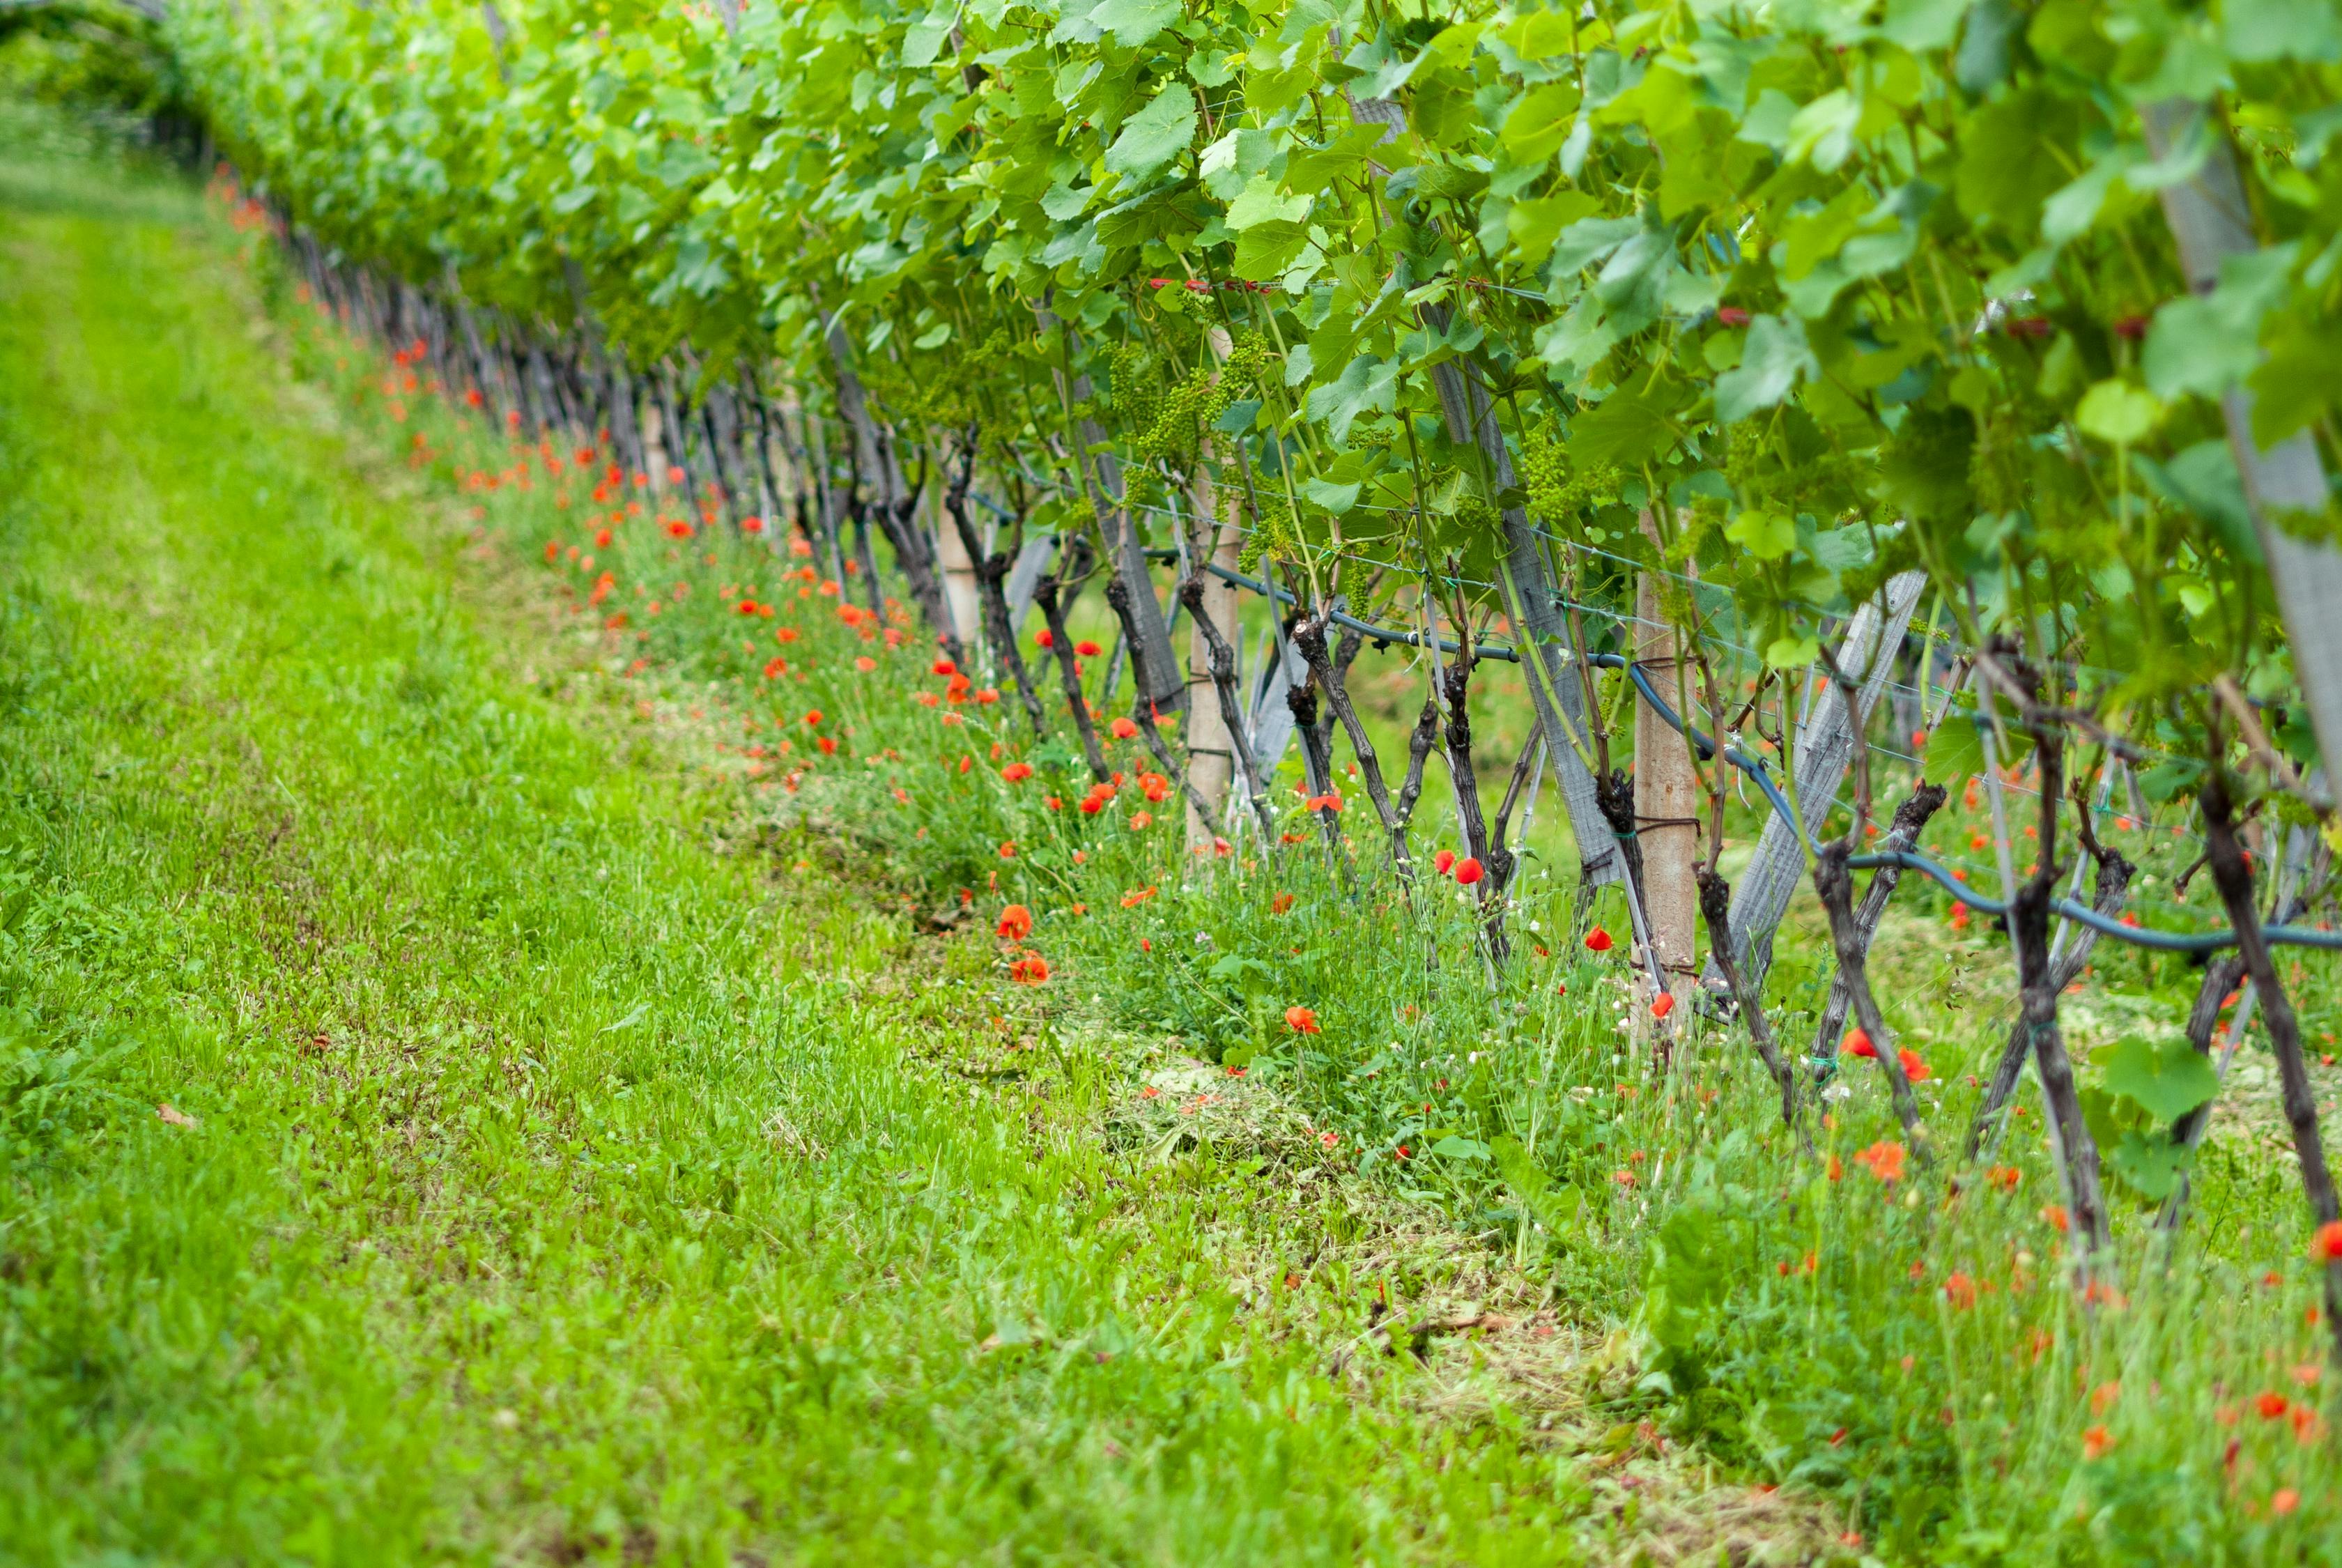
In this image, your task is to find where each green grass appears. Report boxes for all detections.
[0,114,1658,1567]
[10,105,2342,1568]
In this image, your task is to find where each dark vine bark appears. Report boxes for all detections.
[2198,772,2342,1363]
[1697,864,1800,1135]
[1432,643,1510,961]
[1594,767,1646,912]
[1295,607,1411,878]
[1176,574,1277,849]
[940,436,1046,737]
[1812,783,1949,1080]
[1396,696,1440,855]
[1966,815,2133,1159]
[1105,572,1219,836]
[1284,677,1346,860]
[1033,546,1110,783]
[2002,716,2113,1263]
[1812,843,1927,1153]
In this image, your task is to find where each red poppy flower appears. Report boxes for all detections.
[1585,926,1613,953]
[1651,992,1675,1020]
[1942,1272,1976,1309]
[998,841,1017,859]
[1897,1047,1932,1082]
[2082,1426,2113,1461]
[2316,1220,2342,1262]
[1001,762,1033,783]
[801,709,823,727]
[1034,629,1054,649]
[1109,716,1139,739]
[1851,1141,1907,1183]
[2258,1392,2290,1420]
[1075,640,1102,657]
[1454,856,1484,886]
[1285,1005,1320,1034]
[1433,850,1456,875]
[1271,893,1294,914]
[932,657,956,677]
[1008,953,1050,985]
[1844,1027,1877,1059]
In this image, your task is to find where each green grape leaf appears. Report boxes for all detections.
[1300,477,1362,514]
[1764,632,1820,670]
[1713,314,1817,423]
[1302,355,1398,443]
[1724,510,1796,562]
[1231,219,1311,280]
[1103,80,1197,183]
[2136,442,2263,566]
[1953,88,2082,232]
[1502,82,1583,165]
[2100,1035,2219,1123]
[2073,379,2164,446]
[2107,1131,2191,1202]
[1089,0,1180,48]
[2142,245,2296,400]
[1570,385,1680,468]
[1505,192,1596,268]
[2224,0,2342,62]
[900,16,954,67]
[1921,716,1985,785]
[1224,177,1309,232]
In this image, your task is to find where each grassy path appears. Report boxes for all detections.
[0,121,1727,1567]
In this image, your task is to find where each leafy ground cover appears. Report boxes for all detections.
[0,105,1867,1567]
